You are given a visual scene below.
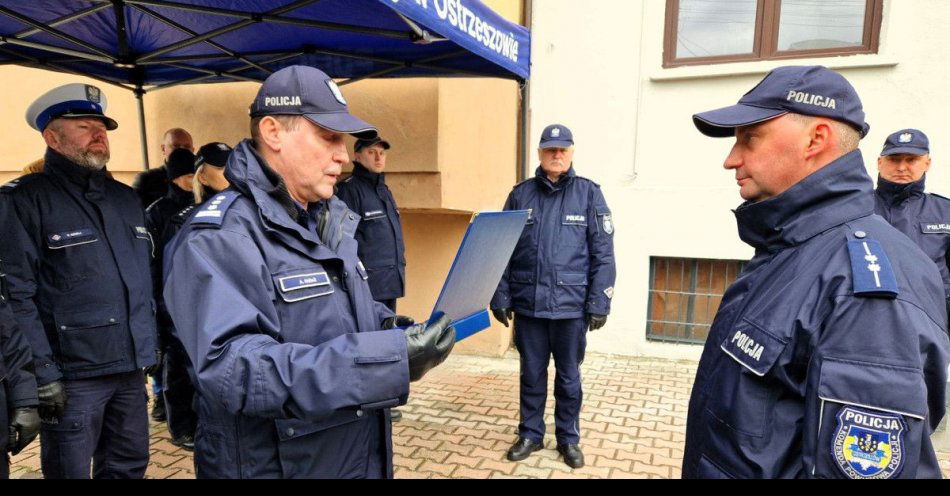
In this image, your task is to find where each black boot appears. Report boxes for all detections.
[506,437,543,461]
[557,444,585,469]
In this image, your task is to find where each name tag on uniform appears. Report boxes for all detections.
[920,222,950,234]
[47,228,98,249]
[562,214,586,225]
[720,320,787,376]
[363,210,385,220]
[275,271,334,303]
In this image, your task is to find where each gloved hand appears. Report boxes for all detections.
[144,348,164,376]
[37,381,67,423]
[7,407,40,455]
[382,315,415,330]
[587,314,608,331]
[491,308,513,328]
[405,313,456,382]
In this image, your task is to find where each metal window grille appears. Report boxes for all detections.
[646,257,747,345]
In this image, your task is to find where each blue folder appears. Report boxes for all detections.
[428,210,529,341]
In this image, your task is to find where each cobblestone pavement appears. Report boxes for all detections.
[9,351,950,478]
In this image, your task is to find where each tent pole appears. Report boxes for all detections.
[135,85,149,170]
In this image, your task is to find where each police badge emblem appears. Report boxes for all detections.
[899,133,913,143]
[85,85,100,103]
[551,127,561,138]
[326,80,347,105]
[832,407,905,479]
[603,214,614,235]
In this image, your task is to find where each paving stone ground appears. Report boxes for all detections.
[9,350,950,479]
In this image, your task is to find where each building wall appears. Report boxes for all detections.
[529,0,950,359]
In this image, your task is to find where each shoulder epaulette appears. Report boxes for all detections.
[189,190,241,228]
[846,230,899,298]
[930,192,950,202]
[1,173,41,193]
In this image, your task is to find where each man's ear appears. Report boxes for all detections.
[42,126,60,151]
[257,116,282,153]
[804,120,833,160]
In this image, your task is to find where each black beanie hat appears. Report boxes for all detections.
[166,148,196,180]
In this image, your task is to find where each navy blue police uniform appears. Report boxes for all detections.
[335,156,406,312]
[0,265,39,479]
[491,143,616,449]
[163,138,411,478]
[145,147,197,445]
[873,129,950,317]
[686,65,950,479]
[0,150,157,478]
[0,83,156,479]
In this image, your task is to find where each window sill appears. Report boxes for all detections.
[649,53,898,82]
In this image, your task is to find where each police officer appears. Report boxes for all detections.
[336,137,406,313]
[133,127,194,208]
[491,124,616,469]
[1,262,40,479]
[0,83,157,479]
[684,65,950,479]
[873,129,950,317]
[145,147,197,447]
[162,65,455,479]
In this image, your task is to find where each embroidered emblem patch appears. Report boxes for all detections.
[326,80,347,105]
[898,133,913,143]
[603,214,614,235]
[85,84,100,103]
[551,127,561,138]
[603,287,614,299]
[832,407,905,479]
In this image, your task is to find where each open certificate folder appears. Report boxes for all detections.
[427,210,529,341]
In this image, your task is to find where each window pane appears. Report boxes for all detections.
[777,0,867,51]
[676,0,757,59]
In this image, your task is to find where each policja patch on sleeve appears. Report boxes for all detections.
[832,406,905,479]
[846,234,898,298]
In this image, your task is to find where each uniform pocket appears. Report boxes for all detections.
[556,271,588,311]
[704,319,787,438]
[53,307,123,371]
[813,357,925,479]
[560,214,588,246]
[46,228,98,249]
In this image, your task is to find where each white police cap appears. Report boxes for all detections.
[25,83,118,132]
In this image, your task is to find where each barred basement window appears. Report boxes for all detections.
[647,257,747,344]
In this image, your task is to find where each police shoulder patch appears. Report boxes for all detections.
[832,406,906,479]
[190,190,241,227]
[846,234,898,298]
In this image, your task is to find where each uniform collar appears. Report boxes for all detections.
[225,139,357,251]
[875,174,926,205]
[735,150,875,253]
[352,161,385,186]
[166,183,195,206]
[43,147,108,199]
[534,165,575,191]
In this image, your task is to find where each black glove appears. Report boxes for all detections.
[8,407,40,455]
[491,308,513,328]
[37,381,67,423]
[144,348,164,376]
[587,314,608,331]
[404,313,456,382]
[382,315,415,330]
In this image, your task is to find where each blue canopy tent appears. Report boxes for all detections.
[0,0,530,166]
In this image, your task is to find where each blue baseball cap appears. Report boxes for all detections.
[539,124,573,148]
[25,83,117,132]
[693,65,869,139]
[249,65,377,140]
[881,129,929,156]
